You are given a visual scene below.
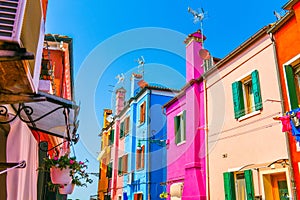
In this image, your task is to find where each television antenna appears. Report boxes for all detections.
[115,73,125,84]
[188,7,207,48]
[135,56,145,79]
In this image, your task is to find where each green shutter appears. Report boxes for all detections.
[285,65,299,109]
[183,110,186,141]
[251,70,263,111]
[120,122,124,138]
[174,115,181,144]
[223,172,236,200]
[232,81,245,119]
[118,157,122,175]
[244,170,255,200]
[110,129,114,145]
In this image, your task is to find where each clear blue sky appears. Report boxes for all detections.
[46,0,287,199]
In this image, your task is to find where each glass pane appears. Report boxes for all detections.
[236,174,246,200]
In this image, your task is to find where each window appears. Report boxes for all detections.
[136,145,145,170]
[285,64,300,110]
[232,70,262,119]
[134,193,143,200]
[106,162,112,179]
[174,110,186,145]
[223,170,254,200]
[139,101,146,124]
[109,129,114,145]
[118,154,128,175]
[120,116,130,138]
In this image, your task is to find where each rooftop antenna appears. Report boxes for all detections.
[115,73,125,84]
[188,7,207,48]
[135,56,145,79]
[273,11,282,20]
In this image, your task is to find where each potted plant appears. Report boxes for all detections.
[41,153,93,193]
[159,191,168,199]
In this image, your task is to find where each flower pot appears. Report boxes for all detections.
[59,183,75,194]
[50,167,72,185]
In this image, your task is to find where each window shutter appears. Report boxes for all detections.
[223,172,236,200]
[123,154,128,173]
[174,115,181,144]
[110,129,114,145]
[118,157,122,175]
[136,149,141,169]
[183,110,186,141]
[244,170,255,200]
[251,70,263,111]
[141,145,145,169]
[285,65,299,109]
[120,122,124,138]
[232,81,245,119]
[140,102,146,124]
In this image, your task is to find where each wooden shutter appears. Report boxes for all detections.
[136,149,141,169]
[251,70,263,111]
[182,110,186,141]
[120,122,124,138]
[244,170,255,200]
[174,115,181,144]
[141,145,145,169]
[285,65,299,109]
[223,172,236,200]
[123,154,128,173]
[110,129,114,145]
[140,102,146,124]
[118,157,122,175]
[232,81,245,119]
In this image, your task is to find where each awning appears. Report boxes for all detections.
[0,91,79,142]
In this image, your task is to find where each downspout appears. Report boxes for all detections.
[204,79,210,200]
[269,33,297,200]
[147,89,152,200]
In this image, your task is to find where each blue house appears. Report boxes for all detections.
[115,73,178,200]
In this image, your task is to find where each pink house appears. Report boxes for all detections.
[164,31,207,199]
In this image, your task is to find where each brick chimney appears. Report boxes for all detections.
[184,30,206,82]
[115,87,126,115]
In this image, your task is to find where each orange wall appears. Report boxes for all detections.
[274,2,300,198]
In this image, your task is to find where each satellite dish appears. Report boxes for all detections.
[199,49,211,60]
[106,115,114,123]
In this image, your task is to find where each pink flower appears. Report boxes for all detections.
[70,160,75,164]
[53,157,58,161]
[79,161,84,165]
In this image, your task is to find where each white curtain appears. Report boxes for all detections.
[6,118,38,200]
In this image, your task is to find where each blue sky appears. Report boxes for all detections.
[46,0,287,199]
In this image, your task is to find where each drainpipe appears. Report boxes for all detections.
[147,89,152,200]
[204,79,210,200]
[269,32,297,200]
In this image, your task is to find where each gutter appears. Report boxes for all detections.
[147,89,152,199]
[269,32,298,200]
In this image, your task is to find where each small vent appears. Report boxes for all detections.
[0,0,19,38]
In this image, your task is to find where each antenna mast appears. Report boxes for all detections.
[188,7,206,48]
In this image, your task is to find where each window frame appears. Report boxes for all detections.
[139,101,146,124]
[174,110,186,145]
[232,69,262,119]
[136,145,145,170]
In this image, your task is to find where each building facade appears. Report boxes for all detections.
[164,31,207,200]
[269,0,300,198]
[98,74,178,200]
[206,26,291,199]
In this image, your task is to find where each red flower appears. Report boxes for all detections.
[79,161,84,165]
[70,160,75,164]
[53,157,58,161]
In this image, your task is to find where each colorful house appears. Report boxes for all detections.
[205,25,291,199]
[269,0,300,198]
[0,2,80,197]
[163,31,207,199]
[99,73,178,200]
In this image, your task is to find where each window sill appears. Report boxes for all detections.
[136,167,145,172]
[176,140,186,146]
[238,110,261,122]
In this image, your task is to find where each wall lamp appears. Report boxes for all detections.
[137,139,167,150]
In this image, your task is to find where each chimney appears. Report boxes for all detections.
[130,73,143,97]
[115,87,126,115]
[184,30,206,82]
